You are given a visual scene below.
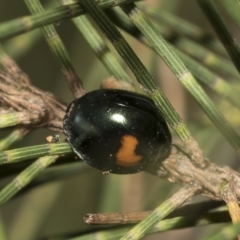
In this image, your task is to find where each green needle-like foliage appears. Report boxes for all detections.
[0,143,72,164]
[108,8,240,108]
[78,0,192,148]
[220,0,240,30]
[173,37,239,80]
[200,222,240,240]
[173,48,240,109]
[198,0,240,74]
[142,5,228,57]
[0,0,141,40]
[64,0,133,84]
[120,3,240,154]
[0,128,29,151]
[119,186,198,240]
[1,1,240,239]
[0,155,58,206]
[24,0,84,98]
[126,21,240,109]
[0,112,28,128]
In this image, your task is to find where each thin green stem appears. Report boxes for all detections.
[0,155,58,206]
[0,143,72,164]
[141,5,228,57]
[0,112,35,129]
[0,128,30,150]
[201,222,240,240]
[174,37,239,80]
[120,185,198,240]
[0,0,140,40]
[198,0,240,74]
[173,47,240,109]
[62,0,134,85]
[24,0,84,98]
[220,0,240,29]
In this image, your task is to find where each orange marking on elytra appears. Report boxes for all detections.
[116,135,142,166]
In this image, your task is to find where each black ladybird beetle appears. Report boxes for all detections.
[63,89,172,174]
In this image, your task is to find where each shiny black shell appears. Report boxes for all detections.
[63,89,171,174]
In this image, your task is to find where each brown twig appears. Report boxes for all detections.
[147,146,240,203]
[84,200,225,225]
[84,211,151,225]
[0,54,66,132]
